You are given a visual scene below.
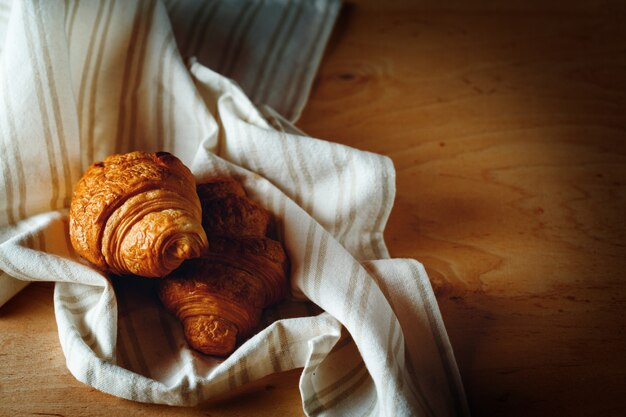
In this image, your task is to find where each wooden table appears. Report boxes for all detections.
[2,0,625,415]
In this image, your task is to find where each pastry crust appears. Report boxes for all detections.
[69,151,208,277]
[159,177,289,356]
[197,177,272,237]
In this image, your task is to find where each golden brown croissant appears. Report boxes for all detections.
[69,151,208,277]
[159,177,289,356]
[196,177,272,237]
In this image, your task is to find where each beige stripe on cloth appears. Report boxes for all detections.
[0,1,468,416]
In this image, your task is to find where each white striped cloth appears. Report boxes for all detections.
[166,0,340,122]
[0,1,469,416]
[0,0,339,123]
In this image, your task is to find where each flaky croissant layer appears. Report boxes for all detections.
[159,177,289,356]
[69,151,208,277]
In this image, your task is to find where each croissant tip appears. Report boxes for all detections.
[166,239,192,260]
[183,315,238,356]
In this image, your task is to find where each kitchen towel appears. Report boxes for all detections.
[0,1,469,416]
[0,0,340,306]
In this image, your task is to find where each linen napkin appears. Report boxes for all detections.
[0,1,469,416]
[0,0,340,306]
[0,0,339,122]
[166,0,340,122]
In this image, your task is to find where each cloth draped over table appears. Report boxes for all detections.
[0,1,469,416]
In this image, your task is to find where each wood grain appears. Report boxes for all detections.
[2,1,626,416]
[297,1,626,416]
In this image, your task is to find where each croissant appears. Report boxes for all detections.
[69,151,208,277]
[159,177,289,356]
[196,177,272,237]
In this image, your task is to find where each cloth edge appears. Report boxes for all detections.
[287,0,342,123]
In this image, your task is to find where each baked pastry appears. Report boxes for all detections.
[69,151,208,277]
[196,178,272,237]
[159,177,289,356]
